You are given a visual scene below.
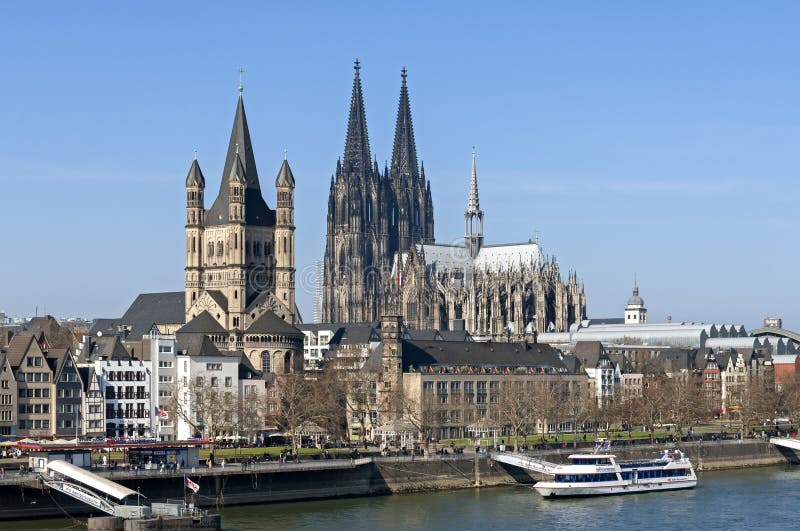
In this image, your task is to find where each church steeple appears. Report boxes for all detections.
[390,66,419,181]
[343,59,371,175]
[468,148,480,212]
[205,94,274,227]
[464,148,484,259]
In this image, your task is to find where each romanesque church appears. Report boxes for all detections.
[322,62,586,338]
[103,88,304,375]
[181,88,303,372]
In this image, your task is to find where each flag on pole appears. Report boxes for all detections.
[185,476,200,493]
[155,407,169,419]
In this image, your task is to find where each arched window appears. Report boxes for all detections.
[261,351,270,374]
[284,351,292,373]
[283,237,287,253]
[208,242,214,258]
[234,233,238,249]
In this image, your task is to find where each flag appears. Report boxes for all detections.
[155,407,169,419]
[185,476,200,493]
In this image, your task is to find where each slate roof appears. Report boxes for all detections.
[47,347,71,378]
[90,318,120,336]
[78,367,95,392]
[439,330,473,342]
[330,324,380,346]
[275,159,295,187]
[406,329,441,341]
[205,96,275,228]
[206,291,229,313]
[238,352,260,379]
[85,336,131,361]
[176,334,223,357]
[573,341,604,367]
[400,340,568,372]
[176,311,227,335]
[185,159,205,187]
[246,311,302,336]
[119,292,185,340]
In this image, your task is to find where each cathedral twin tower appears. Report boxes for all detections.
[322,61,435,323]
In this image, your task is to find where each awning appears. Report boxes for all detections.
[46,460,141,501]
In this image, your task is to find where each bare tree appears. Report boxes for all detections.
[268,372,320,450]
[164,375,237,438]
[401,387,442,455]
[737,372,777,439]
[638,375,669,443]
[777,374,800,423]
[662,374,705,437]
[552,380,593,448]
[495,380,534,452]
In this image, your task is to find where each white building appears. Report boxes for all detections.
[95,357,155,438]
[147,330,178,440]
[624,283,647,324]
[296,324,340,370]
[173,349,242,440]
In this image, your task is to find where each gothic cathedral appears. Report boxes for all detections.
[322,62,586,338]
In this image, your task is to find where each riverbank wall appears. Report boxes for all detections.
[0,440,792,520]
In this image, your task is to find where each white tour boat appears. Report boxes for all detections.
[534,449,697,498]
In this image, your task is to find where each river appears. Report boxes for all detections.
[3,466,798,530]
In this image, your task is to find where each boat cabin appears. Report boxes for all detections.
[568,454,615,465]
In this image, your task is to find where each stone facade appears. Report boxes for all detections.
[322,63,434,324]
[184,92,297,333]
[180,90,303,374]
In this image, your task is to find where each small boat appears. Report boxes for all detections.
[534,449,697,498]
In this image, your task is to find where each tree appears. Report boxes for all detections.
[737,372,777,439]
[553,380,593,448]
[164,374,237,439]
[777,374,800,423]
[496,381,534,452]
[401,386,442,455]
[268,372,320,450]
[662,374,705,437]
[638,374,669,443]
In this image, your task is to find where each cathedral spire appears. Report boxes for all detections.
[390,66,419,181]
[464,148,484,259]
[343,59,371,174]
[468,147,480,212]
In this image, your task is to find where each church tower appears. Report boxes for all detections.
[322,60,389,323]
[184,80,287,330]
[185,156,206,315]
[275,156,296,322]
[388,67,432,253]
[624,280,647,324]
[464,149,484,259]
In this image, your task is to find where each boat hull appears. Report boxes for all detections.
[535,479,697,498]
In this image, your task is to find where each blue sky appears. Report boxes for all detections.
[1,1,798,329]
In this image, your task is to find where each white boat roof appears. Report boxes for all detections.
[568,454,616,459]
[46,459,139,501]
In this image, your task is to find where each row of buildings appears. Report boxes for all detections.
[2,288,798,441]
